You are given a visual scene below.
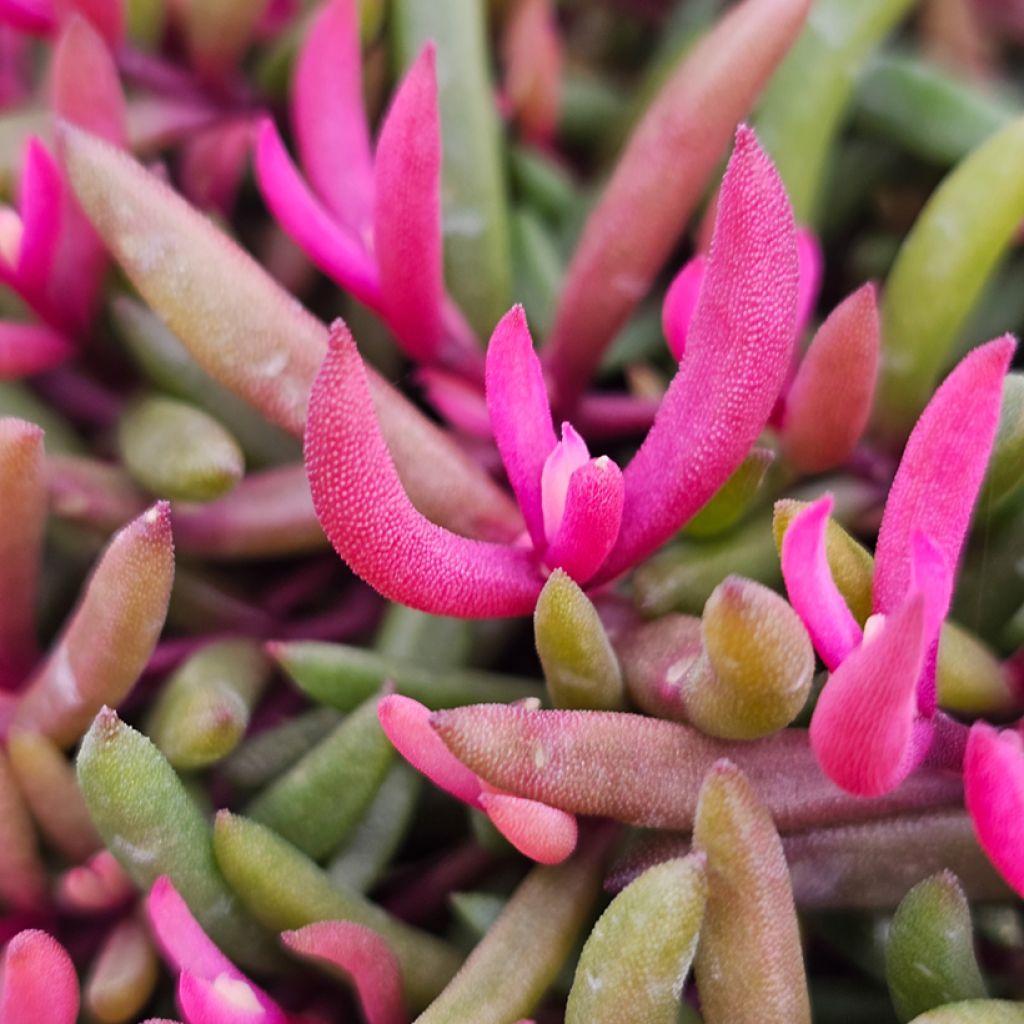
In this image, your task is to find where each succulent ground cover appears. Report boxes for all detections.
[1,0,1024,1021]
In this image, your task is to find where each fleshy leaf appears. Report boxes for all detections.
[282,922,406,1024]
[886,871,987,1023]
[693,760,810,1024]
[780,494,864,670]
[543,0,812,405]
[304,324,541,617]
[0,418,43,688]
[964,723,1024,897]
[292,0,374,236]
[875,337,1015,623]
[373,44,446,363]
[0,930,79,1024]
[534,570,624,711]
[485,305,557,550]
[479,791,578,865]
[598,126,798,580]
[781,282,880,473]
[662,254,704,362]
[810,593,928,797]
[0,322,75,377]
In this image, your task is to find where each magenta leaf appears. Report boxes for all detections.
[597,125,799,581]
[305,323,542,617]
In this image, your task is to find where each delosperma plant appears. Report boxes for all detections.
[3,1,1024,1022]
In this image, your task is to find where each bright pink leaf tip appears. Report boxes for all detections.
[148,877,286,1024]
[780,494,863,671]
[874,336,1016,619]
[373,43,445,363]
[147,876,239,983]
[304,322,542,617]
[810,592,929,797]
[486,304,558,550]
[479,791,578,864]
[598,124,799,581]
[540,422,590,543]
[0,929,79,1024]
[15,139,63,309]
[253,117,381,309]
[965,722,1024,897]
[293,0,374,237]
[282,922,407,1024]
[662,254,705,361]
[542,455,623,584]
[378,694,483,807]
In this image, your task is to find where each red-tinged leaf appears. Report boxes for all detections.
[542,457,623,584]
[0,750,47,911]
[178,971,286,1024]
[51,14,125,146]
[597,126,798,581]
[292,0,374,236]
[0,930,79,1024]
[0,0,53,34]
[0,321,74,377]
[379,695,482,807]
[502,0,562,145]
[485,304,557,549]
[253,118,381,309]
[0,419,44,688]
[794,227,823,333]
[56,849,134,913]
[59,125,520,539]
[810,593,929,797]
[781,282,880,473]
[179,119,251,215]
[780,494,862,671]
[53,0,123,44]
[875,337,1015,620]
[147,876,240,983]
[283,922,407,1024]
[480,791,578,865]
[305,325,542,617]
[965,723,1024,897]
[373,45,445,363]
[543,0,811,407]
[431,704,963,832]
[12,502,174,747]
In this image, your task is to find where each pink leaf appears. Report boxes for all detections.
[809,593,929,797]
[305,322,542,617]
[874,336,1015,619]
[965,722,1024,897]
[292,0,374,236]
[662,254,704,362]
[480,791,578,864]
[780,282,879,473]
[53,0,123,45]
[542,456,623,585]
[373,44,445,363]
[909,530,953,717]
[15,140,63,311]
[598,125,799,581]
[282,922,407,1024]
[0,0,53,34]
[253,118,381,309]
[147,876,240,984]
[0,321,74,377]
[779,494,862,670]
[177,971,286,1024]
[378,695,482,807]
[0,930,79,1024]
[417,368,492,439]
[485,305,557,549]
